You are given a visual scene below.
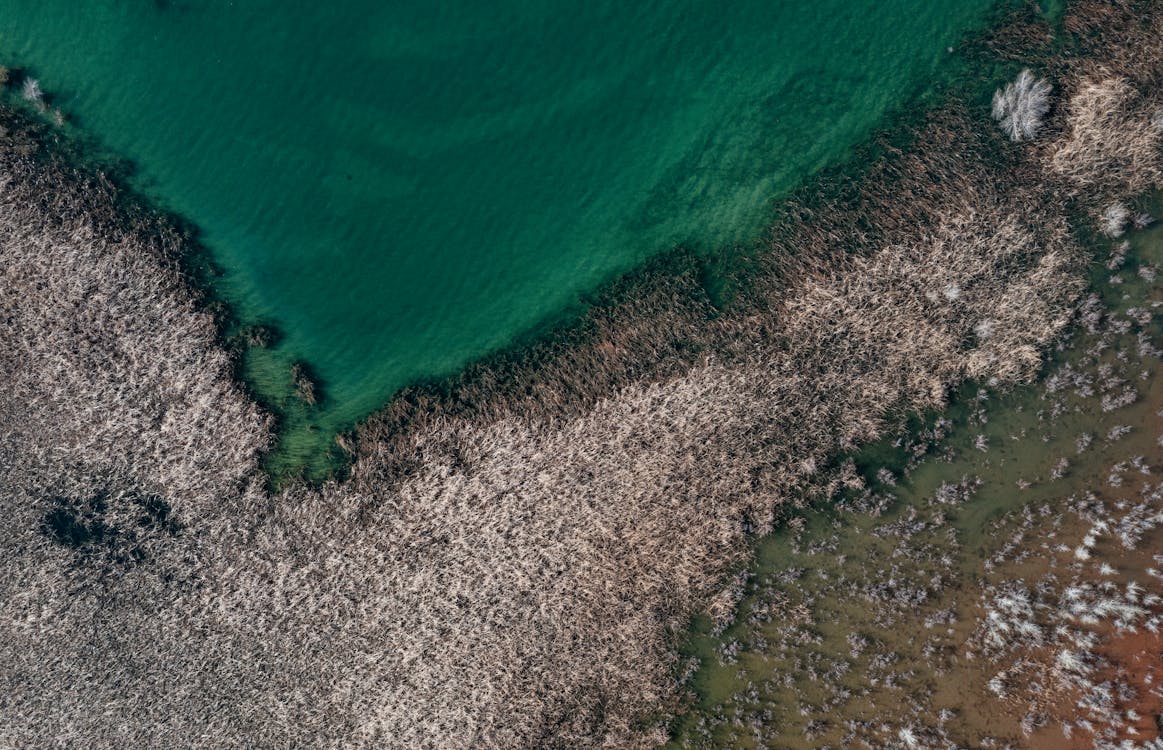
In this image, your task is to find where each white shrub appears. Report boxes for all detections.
[992,69,1053,141]
[1101,201,1130,237]
[19,76,42,104]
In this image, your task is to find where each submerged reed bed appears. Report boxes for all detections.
[668,196,1163,748]
[1,1,1162,747]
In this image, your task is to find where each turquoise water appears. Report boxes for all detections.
[0,0,1004,470]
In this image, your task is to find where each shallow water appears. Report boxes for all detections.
[668,203,1163,747]
[0,0,1007,470]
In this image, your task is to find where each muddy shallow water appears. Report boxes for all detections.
[669,202,1163,749]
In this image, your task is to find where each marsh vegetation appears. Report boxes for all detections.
[669,202,1163,748]
[1,1,1162,747]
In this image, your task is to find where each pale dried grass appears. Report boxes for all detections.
[0,120,1085,749]
[2,3,1162,746]
[1046,71,1163,197]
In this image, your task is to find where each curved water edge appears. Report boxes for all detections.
[2,0,1162,747]
[0,0,1023,478]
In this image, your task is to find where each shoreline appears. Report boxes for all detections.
[667,200,1163,746]
[342,4,1059,482]
[2,1,1163,747]
[5,2,1036,485]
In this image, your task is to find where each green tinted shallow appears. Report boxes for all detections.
[0,0,1002,469]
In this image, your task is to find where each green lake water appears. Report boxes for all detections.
[0,0,1008,472]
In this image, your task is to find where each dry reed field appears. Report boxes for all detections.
[2,1,1162,747]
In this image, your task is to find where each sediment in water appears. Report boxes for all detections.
[668,192,1163,747]
[2,1,1163,747]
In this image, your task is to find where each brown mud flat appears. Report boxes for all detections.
[2,1,1163,748]
[1087,630,1163,745]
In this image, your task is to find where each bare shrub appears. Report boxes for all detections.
[992,69,1052,142]
[19,76,41,105]
[1100,201,1130,237]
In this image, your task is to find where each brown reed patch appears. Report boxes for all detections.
[1046,72,1163,197]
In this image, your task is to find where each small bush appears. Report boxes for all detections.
[19,76,42,105]
[992,69,1053,142]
